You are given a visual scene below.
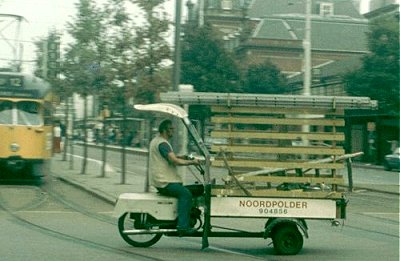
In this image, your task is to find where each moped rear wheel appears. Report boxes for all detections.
[272,225,303,255]
[118,212,162,247]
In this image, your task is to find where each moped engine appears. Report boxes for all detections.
[190,207,202,229]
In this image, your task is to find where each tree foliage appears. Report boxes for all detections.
[345,14,399,114]
[130,0,171,103]
[181,23,241,93]
[64,0,107,97]
[244,60,288,94]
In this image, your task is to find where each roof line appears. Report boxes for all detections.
[281,19,298,40]
[252,19,264,38]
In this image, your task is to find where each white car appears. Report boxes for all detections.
[384,147,400,171]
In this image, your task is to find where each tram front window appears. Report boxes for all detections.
[16,101,42,126]
[0,100,13,124]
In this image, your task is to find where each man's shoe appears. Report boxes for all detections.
[177,227,196,236]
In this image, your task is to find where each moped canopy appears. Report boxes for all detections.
[134,103,188,119]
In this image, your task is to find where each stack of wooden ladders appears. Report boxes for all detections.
[160,92,377,199]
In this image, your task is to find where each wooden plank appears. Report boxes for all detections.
[231,152,363,180]
[240,176,344,185]
[212,106,345,115]
[212,159,344,169]
[211,116,345,127]
[212,145,344,155]
[211,130,345,141]
[211,188,344,199]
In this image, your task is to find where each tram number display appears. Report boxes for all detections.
[0,75,24,88]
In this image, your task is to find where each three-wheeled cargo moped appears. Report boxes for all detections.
[114,98,363,255]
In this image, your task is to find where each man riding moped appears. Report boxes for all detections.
[149,119,200,235]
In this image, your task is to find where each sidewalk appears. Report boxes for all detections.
[50,153,146,205]
[50,152,399,206]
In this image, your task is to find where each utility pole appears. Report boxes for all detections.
[302,0,312,146]
[172,0,183,154]
[0,14,25,71]
[172,0,182,91]
[303,0,311,96]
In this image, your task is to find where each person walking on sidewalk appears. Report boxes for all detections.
[53,122,62,153]
[149,119,200,235]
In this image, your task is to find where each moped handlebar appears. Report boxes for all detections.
[187,154,205,175]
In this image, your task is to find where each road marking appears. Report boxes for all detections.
[15,210,78,214]
[113,167,140,175]
[362,212,399,215]
[208,245,263,259]
[67,153,114,172]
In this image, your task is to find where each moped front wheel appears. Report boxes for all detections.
[118,212,162,247]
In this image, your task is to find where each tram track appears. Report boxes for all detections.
[0,182,268,260]
[0,184,164,261]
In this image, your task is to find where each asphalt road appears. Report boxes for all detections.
[0,176,398,260]
[0,146,398,260]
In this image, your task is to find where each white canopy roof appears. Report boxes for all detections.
[134,103,188,119]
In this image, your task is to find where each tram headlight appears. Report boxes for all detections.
[10,143,20,152]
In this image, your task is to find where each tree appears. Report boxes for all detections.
[244,61,288,94]
[103,0,138,113]
[130,0,172,104]
[104,0,171,105]
[64,0,108,174]
[181,23,241,93]
[345,14,399,114]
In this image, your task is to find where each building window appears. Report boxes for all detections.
[208,0,217,9]
[221,0,233,10]
[319,2,334,16]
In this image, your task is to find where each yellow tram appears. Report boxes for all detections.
[0,71,53,180]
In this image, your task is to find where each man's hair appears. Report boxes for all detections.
[159,119,172,133]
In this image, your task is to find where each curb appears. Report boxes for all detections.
[53,174,116,205]
[79,143,387,171]
[55,174,399,210]
[350,185,399,195]
[352,164,384,171]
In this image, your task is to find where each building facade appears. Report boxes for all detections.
[187,0,399,163]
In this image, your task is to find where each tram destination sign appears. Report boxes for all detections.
[0,74,40,98]
[211,197,337,219]
[0,74,24,88]
[0,89,39,98]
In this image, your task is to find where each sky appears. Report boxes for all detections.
[0,0,378,73]
[0,0,177,72]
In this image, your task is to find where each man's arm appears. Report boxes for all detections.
[159,142,199,166]
[168,151,199,166]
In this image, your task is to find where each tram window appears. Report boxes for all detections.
[0,101,13,124]
[16,101,42,126]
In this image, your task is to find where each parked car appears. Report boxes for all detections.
[383,147,400,171]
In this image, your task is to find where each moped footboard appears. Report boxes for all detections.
[113,192,178,220]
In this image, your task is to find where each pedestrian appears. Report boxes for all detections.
[53,122,61,153]
[149,119,200,235]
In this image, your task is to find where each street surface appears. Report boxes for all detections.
[0,145,398,260]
